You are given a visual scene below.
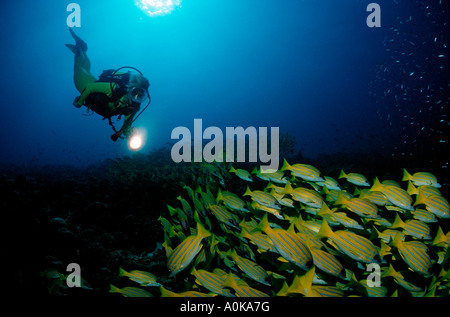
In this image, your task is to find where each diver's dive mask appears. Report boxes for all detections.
[128,86,148,104]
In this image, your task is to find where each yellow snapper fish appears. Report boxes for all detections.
[269,189,295,208]
[191,268,235,297]
[254,214,313,270]
[251,201,285,220]
[226,249,271,286]
[208,204,240,228]
[109,284,152,297]
[281,182,324,209]
[216,189,249,213]
[306,240,346,279]
[317,176,341,190]
[339,170,370,187]
[280,159,325,182]
[317,204,364,230]
[167,221,211,276]
[334,193,381,219]
[407,181,442,198]
[239,227,276,252]
[358,189,389,206]
[390,232,431,275]
[229,166,253,182]
[316,220,379,264]
[252,167,288,184]
[414,191,450,219]
[119,268,161,287]
[370,177,414,211]
[390,213,432,240]
[402,169,441,188]
[244,186,280,209]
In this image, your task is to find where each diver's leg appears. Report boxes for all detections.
[73,51,97,93]
[67,28,96,93]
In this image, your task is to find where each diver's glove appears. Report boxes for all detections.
[111,131,122,142]
[73,96,81,108]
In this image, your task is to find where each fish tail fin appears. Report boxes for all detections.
[414,191,427,206]
[334,192,349,206]
[254,213,270,233]
[390,213,405,229]
[243,186,252,196]
[379,240,392,258]
[229,166,236,173]
[216,189,224,203]
[338,170,347,179]
[370,177,384,192]
[251,166,259,174]
[382,264,402,280]
[109,284,121,293]
[391,232,403,249]
[280,159,290,172]
[160,285,178,297]
[280,181,293,195]
[196,221,211,239]
[118,267,128,277]
[402,169,412,181]
[407,181,418,196]
[432,226,445,246]
[317,203,333,216]
[316,219,333,240]
[300,267,316,290]
[222,273,238,290]
[226,248,238,260]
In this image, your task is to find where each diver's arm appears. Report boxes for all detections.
[118,111,137,138]
[76,82,112,106]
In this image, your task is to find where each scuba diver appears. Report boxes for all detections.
[66,28,151,141]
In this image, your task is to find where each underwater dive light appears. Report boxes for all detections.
[128,128,146,151]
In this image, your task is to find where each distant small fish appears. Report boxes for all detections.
[230,166,253,182]
[402,169,441,188]
[281,159,325,182]
[119,267,161,287]
[317,176,341,190]
[281,182,324,209]
[339,170,370,187]
[217,189,249,213]
[244,186,280,209]
[335,193,381,219]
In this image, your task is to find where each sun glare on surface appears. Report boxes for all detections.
[135,0,182,17]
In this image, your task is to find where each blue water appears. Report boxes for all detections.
[0,0,447,172]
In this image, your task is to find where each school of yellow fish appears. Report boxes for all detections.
[111,160,450,297]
